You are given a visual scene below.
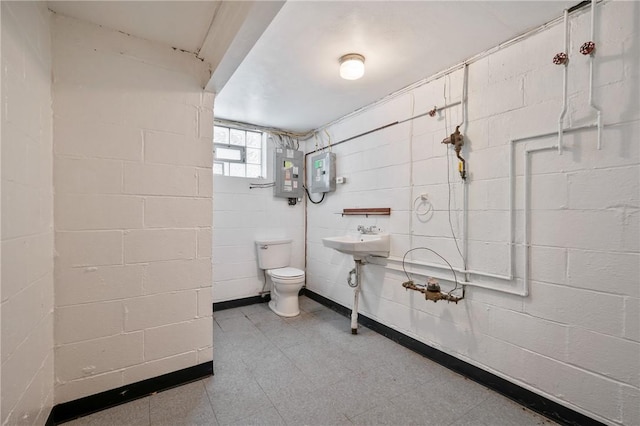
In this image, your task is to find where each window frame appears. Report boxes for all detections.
[213,144,246,164]
[213,125,265,179]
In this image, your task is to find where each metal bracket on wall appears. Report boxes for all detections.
[341,208,391,217]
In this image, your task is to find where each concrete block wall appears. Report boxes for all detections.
[213,139,305,302]
[1,2,54,424]
[52,14,213,403]
[305,2,639,425]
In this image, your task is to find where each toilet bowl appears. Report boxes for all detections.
[267,267,305,317]
[255,239,305,317]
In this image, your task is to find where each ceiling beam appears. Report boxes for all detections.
[199,0,285,94]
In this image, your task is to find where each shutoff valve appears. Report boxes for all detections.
[442,125,467,180]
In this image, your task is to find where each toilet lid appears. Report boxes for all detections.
[269,267,305,279]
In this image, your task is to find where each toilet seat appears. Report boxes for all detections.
[268,267,305,280]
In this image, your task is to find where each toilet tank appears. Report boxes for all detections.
[255,239,292,269]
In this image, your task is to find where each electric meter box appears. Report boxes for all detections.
[310,152,336,193]
[274,148,304,199]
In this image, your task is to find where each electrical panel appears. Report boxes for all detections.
[274,148,304,199]
[310,152,336,193]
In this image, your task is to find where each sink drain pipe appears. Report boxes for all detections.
[347,260,364,334]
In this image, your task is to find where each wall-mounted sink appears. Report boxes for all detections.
[322,233,390,260]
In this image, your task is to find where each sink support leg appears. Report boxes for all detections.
[351,260,363,334]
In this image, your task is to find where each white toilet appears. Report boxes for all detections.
[255,238,305,317]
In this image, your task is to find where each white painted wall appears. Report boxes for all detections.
[213,139,305,302]
[1,2,54,424]
[52,14,214,404]
[305,2,639,425]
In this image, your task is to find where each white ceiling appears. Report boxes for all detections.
[48,1,578,134]
[47,1,284,91]
[215,1,577,133]
[48,1,221,54]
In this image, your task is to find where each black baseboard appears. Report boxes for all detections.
[303,289,603,426]
[213,294,270,311]
[50,361,213,424]
[212,287,306,312]
[45,410,55,426]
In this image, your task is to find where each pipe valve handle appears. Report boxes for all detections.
[580,41,596,55]
[553,52,568,65]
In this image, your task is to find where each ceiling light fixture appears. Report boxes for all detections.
[339,53,365,80]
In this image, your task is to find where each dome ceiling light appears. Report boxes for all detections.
[339,53,365,80]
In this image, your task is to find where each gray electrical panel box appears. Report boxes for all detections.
[274,148,304,199]
[310,152,336,193]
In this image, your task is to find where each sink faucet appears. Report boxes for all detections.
[357,225,379,234]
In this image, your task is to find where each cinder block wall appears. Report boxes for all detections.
[1,2,54,424]
[52,14,214,403]
[305,2,639,425]
[213,138,305,303]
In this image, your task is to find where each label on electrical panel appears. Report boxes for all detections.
[287,149,294,158]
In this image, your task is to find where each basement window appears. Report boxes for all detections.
[213,125,264,178]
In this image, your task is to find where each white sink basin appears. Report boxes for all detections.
[322,233,390,259]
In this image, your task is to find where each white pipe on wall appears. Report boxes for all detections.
[382,257,512,281]
[508,134,517,279]
[408,93,416,260]
[588,0,603,150]
[522,145,558,296]
[384,140,547,297]
[462,182,469,282]
[460,64,470,283]
[557,9,569,154]
[365,6,610,297]
[385,122,605,296]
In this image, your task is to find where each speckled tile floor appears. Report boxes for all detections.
[64,296,557,426]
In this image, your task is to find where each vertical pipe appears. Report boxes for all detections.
[588,0,603,149]
[523,150,531,297]
[589,58,602,150]
[508,140,516,279]
[460,64,469,282]
[350,260,361,334]
[557,9,569,154]
[463,180,469,282]
[459,64,469,133]
[590,0,596,40]
[591,65,602,150]
[522,145,556,296]
[408,93,415,251]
